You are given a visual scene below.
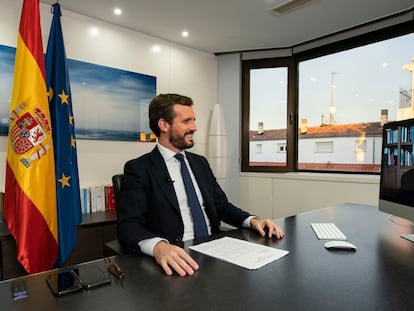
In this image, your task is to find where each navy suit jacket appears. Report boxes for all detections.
[117,146,251,254]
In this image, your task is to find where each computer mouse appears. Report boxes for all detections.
[324,240,357,251]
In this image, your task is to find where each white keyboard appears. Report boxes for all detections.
[310,223,347,240]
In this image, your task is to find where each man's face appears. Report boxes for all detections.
[168,104,197,150]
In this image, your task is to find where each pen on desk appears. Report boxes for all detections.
[105,258,125,280]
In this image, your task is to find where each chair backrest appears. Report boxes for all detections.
[112,174,123,211]
[104,174,125,256]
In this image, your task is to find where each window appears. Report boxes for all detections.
[355,140,367,153]
[241,9,413,174]
[242,57,295,172]
[277,143,287,153]
[298,33,414,173]
[315,142,333,153]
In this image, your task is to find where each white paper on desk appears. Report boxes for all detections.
[189,237,289,270]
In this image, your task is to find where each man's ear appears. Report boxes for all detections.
[158,118,170,133]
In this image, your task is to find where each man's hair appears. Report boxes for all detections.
[149,93,193,137]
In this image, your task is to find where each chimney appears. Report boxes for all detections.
[257,122,264,135]
[380,109,388,126]
[300,118,308,134]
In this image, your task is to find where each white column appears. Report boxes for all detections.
[207,104,227,188]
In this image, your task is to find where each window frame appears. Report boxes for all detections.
[241,57,297,172]
[240,8,414,174]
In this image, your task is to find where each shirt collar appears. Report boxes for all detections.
[157,143,185,162]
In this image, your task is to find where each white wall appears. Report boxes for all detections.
[240,173,379,219]
[250,136,383,164]
[0,0,218,190]
[217,53,242,204]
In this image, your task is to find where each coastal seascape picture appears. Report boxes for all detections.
[0,44,156,141]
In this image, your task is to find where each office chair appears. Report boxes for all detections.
[103,174,125,256]
[111,174,123,211]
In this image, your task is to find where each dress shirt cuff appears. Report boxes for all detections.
[243,215,258,228]
[138,237,169,256]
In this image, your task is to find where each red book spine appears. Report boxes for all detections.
[106,185,115,211]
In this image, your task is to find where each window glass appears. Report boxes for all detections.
[298,33,414,173]
[249,67,288,167]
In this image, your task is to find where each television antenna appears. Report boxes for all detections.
[329,71,339,125]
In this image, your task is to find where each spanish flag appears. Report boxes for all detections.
[4,0,58,274]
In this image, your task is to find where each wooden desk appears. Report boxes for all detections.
[0,211,117,280]
[1,204,414,310]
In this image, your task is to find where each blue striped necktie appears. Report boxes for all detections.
[174,153,208,238]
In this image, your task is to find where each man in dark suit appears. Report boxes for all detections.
[117,93,285,276]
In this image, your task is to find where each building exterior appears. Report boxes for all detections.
[249,122,383,172]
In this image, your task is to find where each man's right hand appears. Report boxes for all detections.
[153,241,199,276]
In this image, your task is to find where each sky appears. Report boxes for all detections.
[250,32,414,129]
[67,59,156,132]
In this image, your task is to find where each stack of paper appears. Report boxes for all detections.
[189,237,289,270]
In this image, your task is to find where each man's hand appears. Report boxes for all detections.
[250,218,285,239]
[153,241,199,276]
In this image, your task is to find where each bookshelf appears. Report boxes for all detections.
[382,123,414,198]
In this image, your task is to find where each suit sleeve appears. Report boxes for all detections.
[116,159,154,254]
[117,152,185,253]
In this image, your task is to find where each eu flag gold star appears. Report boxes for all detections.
[58,173,71,189]
[71,135,76,148]
[58,90,69,105]
[47,86,54,102]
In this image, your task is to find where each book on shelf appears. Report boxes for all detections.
[386,128,399,144]
[94,186,105,213]
[81,188,91,214]
[80,185,115,214]
[400,126,414,143]
[105,185,115,211]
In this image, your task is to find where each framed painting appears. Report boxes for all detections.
[0,44,156,141]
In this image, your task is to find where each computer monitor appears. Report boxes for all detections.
[379,118,414,242]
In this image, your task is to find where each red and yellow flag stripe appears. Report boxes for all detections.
[4,0,58,274]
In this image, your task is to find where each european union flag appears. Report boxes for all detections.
[45,3,82,266]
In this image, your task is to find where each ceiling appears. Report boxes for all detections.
[40,0,413,54]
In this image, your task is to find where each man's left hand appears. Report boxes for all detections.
[250,218,285,239]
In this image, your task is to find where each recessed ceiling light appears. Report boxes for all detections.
[114,8,122,15]
[181,31,189,38]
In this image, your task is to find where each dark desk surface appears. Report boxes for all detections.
[1,203,414,311]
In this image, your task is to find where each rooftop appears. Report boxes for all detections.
[250,121,383,141]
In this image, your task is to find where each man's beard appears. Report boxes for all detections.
[169,130,195,150]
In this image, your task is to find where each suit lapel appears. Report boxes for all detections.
[186,153,209,204]
[149,147,181,214]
